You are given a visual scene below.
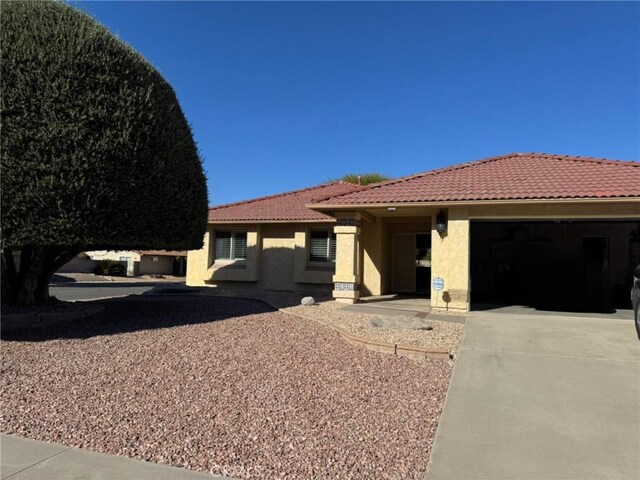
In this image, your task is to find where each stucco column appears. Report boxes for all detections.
[359,218,383,296]
[430,207,470,312]
[332,217,361,303]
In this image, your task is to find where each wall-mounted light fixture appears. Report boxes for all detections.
[436,210,447,237]
[387,207,396,212]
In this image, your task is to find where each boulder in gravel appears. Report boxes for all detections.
[368,315,433,330]
[301,296,316,306]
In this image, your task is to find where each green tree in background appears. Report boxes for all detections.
[339,173,391,185]
[1,1,208,305]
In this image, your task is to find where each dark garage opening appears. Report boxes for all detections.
[470,220,640,313]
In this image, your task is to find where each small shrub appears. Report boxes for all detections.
[94,260,126,276]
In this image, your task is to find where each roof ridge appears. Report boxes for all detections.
[520,152,639,167]
[209,181,358,211]
[310,153,516,203]
[312,152,639,204]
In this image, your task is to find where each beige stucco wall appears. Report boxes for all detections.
[139,256,174,275]
[258,224,296,290]
[430,207,470,312]
[293,225,336,285]
[89,250,182,276]
[86,250,141,262]
[360,219,384,296]
[186,225,259,285]
[331,214,361,302]
[186,233,210,286]
[186,222,335,292]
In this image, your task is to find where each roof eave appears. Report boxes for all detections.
[207,218,337,225]
[306,196,640,211]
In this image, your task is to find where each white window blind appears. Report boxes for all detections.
[233,232,247,259]
[215,232,231,259]
[309,231,336,262]
[215,231,247,260]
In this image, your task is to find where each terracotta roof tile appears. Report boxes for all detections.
[208,181,362,222]
[135,250,187,257]
[314,153,640,205]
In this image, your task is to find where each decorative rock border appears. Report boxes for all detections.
[277,307,451,361]
[1,305,105,332]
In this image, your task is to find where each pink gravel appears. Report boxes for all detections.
[1,296,452,479]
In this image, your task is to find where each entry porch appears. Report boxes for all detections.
[329,206,470,312]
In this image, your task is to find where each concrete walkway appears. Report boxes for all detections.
[342,295,432,317]
[341,295,468,324]
[427,311,640,480]
[1,434,224,480]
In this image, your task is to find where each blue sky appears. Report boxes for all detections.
[75,1,639,205]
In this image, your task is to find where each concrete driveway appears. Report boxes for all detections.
[427,311,640,480]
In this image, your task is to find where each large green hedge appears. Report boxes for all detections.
[1,0,208,251]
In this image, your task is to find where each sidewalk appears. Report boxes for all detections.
[1,434,225,480]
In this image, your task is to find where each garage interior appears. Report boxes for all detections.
[470,220,640,313]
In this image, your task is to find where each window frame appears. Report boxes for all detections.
[307,229,337,265]
[213,230,248,262]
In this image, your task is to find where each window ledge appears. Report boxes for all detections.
[212,259,247,269]
[306,263,335,271]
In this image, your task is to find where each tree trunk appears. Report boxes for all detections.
[16,246,49,305]
[35,247,83,302]
[1,247,18,303]
[1,245,84,306]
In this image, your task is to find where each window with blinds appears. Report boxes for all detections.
[233,232,247,259]
[215,231,247,260]
[309,231,336,262]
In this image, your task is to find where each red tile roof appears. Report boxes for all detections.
[313,153,640,205]
[135,250,187,257]
[208,181,362,222]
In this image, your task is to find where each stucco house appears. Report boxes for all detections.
[187,181,362,293]
[86,250,187,276]
[187,153,640,313]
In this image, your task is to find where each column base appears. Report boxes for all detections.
[332,282,359,303]
[333,295,359,304]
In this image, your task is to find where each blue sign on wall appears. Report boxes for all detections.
[433,277,445,291]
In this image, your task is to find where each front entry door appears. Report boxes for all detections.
[391,233,416,292]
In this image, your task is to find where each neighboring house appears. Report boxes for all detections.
[186,181,362,293]
[86,250,187,276]
[187,153,640,313]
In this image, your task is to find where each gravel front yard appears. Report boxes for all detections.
[1,296,452,479]
[196,288,464,354]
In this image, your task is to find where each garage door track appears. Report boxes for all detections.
[427,311,640,480]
